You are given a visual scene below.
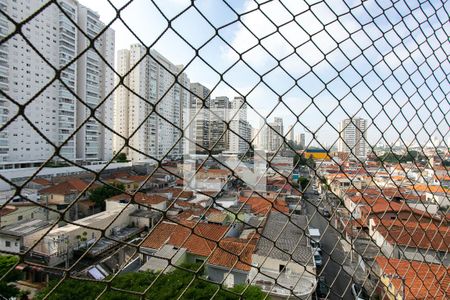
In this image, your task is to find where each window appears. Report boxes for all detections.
[5,241,11,247]
[279,264,286,272]
[18,215,23,221]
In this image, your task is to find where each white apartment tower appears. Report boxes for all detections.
[76,5,115,161]
[268,117,284,152]
[113,45,190,162]
[0,0,115,166]
[287,125,295,142]
[338,117,368,157]
[228,97,251,154]
[190,83,210,153]
[209,96,230,153]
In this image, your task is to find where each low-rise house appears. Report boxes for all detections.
[140,222,229,266]
[159,188,194,201]
[373,256,449,300]
[0,201,61,227]
[38,179,95,204]
[0,219,52,253]
[369,219,450,266]
[238,195,289,216]
[105,192,167,212]
[25,178,52,190]
[139,244,186,273]
[354,197,443,227]
[206,237,256,287]
[30,206,135,266]
[250,212,316,299]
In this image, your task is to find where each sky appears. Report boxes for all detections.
[78,0,450,149]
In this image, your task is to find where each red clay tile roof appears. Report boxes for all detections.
[141,222,229,257]
[107,192,167,206]
[208,238,256,272]
[375,257,449,300]
[238,196,289,215]
[0,205,17,216]
[374,219,450,251]
[407,184,448,194]
[39,179,95,195]
[357,198,438,221]
[30,178,52,186]
[160,188,194,199]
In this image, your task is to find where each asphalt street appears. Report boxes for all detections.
[305,190,353,300]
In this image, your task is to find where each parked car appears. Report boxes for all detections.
[351,283,369,300]
[322,208,331,218]
[310,240,322,255]
[314,250,323,268]
[316,276,329,299]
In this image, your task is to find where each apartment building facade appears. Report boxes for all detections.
[228,96,251,154]
[338,117,368,157]
[113,45,190,162]
[1,0,115,166]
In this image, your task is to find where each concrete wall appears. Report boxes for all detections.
[251,254,314,277]
[23,227,52,250]
[0,205,60,227]
[0,235,20,253]
[207,264,248,287]
[37,207,133,256]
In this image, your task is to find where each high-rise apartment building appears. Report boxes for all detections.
[113,45,190,162]
[294,132,306,149]
[338,117,368,157]
[299,133,306,149]
[228,97,251,154]
[268,117,284,152]
[210,96,230,153]
[0,0,114,166]
[190,83,210,153]
[287,125,295,142]
[254,117,285,152]
[76,5,115,161]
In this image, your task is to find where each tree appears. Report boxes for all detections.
[89,183,125,210]
[0,255,21,299]
[115,153,127,162]
[298,177,310,191]
[35,264,266,300]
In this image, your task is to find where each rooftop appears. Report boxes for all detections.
[208,238,256,272]
[141,221,229,257]
[107,192,168,206]
[0,219,52,237]
[39,179,97,195]
[375,256,449,300]
[373,219,450,252]
[255,212,313,266]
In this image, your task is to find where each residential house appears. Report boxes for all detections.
[206,237,256,287]
[140,222,230,266]
[373,256,449,300]
[250,212,316,299]
[0,219,52,253]
[369,219,449,266]
[0,202,61,227]
[105,192,168,212]
[38,179,98,220]
[30,206,135,267]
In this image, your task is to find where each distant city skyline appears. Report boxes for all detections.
[77,0,448,148]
